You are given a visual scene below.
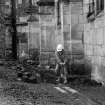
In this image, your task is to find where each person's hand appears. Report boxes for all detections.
[59,62,65,65]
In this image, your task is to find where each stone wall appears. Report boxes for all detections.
[63,1,84,60]
[17,1,84,65]
[70,2,84,56]
[83,0,105,83]
[38,1,84,65]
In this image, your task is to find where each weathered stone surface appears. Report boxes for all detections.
[71,15,79,25]
[94,19,104,29]
[84,44,93,56]
[79,14,87,24]
[83,0,105,83]
[83,4,89,14]
[95,28,104,45]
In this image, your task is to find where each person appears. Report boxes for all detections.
[55,44,68,84]
[20,50,28,65]
[21,50,26,57]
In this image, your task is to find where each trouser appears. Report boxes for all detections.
[55,63,68,82]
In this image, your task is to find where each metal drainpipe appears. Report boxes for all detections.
[54,0,58,67]
[28,22,30,57]
[11,0,18,60]
[28,0,32,57]
[60,0,64,47]
[39,6,42,66]
[69,1,72,65]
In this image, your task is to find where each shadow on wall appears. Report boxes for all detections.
[69,58,103,86]
[70,58,92,77]
[100,65,105,83]
[91,64,105,85]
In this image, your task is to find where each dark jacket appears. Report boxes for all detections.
[55,50,66,64]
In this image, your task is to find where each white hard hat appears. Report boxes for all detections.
[56,44,64,51]
[21,50,26,57]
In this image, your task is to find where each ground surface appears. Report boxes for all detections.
[0,65,105,105]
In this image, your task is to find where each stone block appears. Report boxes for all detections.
[83,0,89,4]
[84,23,91,31]
[101,57,105,66]
[63,25,70,32]
[63,4,70,15]
[103,28,105,44]
[71,24,83,38]
[89,29,95,45]
[84,44,93,56]
[63,32,70,41]
[63,14,71,25]
[78,14,87,24]
[76,24,84,32]
[104,15,105,26]
[84,31,89,44]
[92,56,102,65]
[93,45,103,56]
[56,30,64,46]
[94,19,104,29]
[71,14,79,25]
[71,3,83,15]
[84,31,93,44]
[91,64,103,81]
[64,41,71,51]
[102,45,105,56]
[83,4,89,14]
[95,28,104,45]
[92,30,97,45]
[72,42,83,54]
[72,31,83,40]
[88,31,93,44]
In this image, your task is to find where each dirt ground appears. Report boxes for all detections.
[70,84,105,105]
[0,65,105,105]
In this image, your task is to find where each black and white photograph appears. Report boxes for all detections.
[0,0,105,105]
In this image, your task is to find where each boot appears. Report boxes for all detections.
[56,77,60,83]
[63,77,68,84]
